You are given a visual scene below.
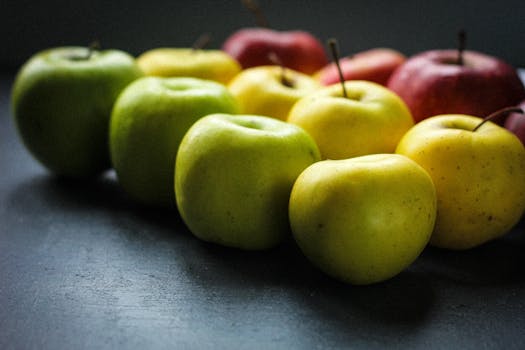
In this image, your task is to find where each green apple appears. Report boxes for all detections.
[175,113,321,250]
[11,46,143,177]
[227,65,320,121]
[289,154,437,285]
[110,77,239,207]
[396,114,525,249]
[287,80,414,160]
[137,48,241,85]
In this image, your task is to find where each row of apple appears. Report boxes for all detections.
[10,29,525,285]
[139,26,525,142]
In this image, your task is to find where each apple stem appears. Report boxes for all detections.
[327,38,348,99]
[241,0,269,27]
[268,52,294,87]
[457,29,466,66]
[86,40,100,59]
[191,33,211,51]
[67,41,99,61]
[472,106,524,132]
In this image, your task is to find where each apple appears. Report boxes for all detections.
[315,48,406,86]
[136,47,241,85]
[175,113,321,250]
[289,153,437,285]
[287,80,413,160]
[11,46,143,177]
[387,49,525,123]
[504,100,525,145]
[221,0,327,74]
[396,113,525,250]
[109,77,239,207]
[222,27,328,75]
[227,65,320,121]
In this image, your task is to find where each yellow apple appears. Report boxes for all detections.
[137,48,241,85]
[227,65,320,121]
[289,154,436,285]
[287,80,413,160]
[396,114,525,249]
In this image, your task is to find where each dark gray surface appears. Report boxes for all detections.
[1,72,525,349]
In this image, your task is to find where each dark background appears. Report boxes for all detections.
[2,0,525,71]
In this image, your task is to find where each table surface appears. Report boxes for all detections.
[1,72,525,350]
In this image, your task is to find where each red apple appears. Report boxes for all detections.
[221,27,328,75]
[315,48,406,86]
[387,50,525,123]
[504,100,525,145]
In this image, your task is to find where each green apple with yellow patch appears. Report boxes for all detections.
[175,113,321,250]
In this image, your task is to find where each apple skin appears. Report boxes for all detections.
[110,77,239,207]
[315,48,406,86]
[289,154,437,285]
[396,114,525,250]
[136,48,241,85]
[503,100,525,145]
[11,46,143,177]
[175,113,321,250]
[387,50,525,123]
[222,28,328,75]
[287,80,413,159]
[228,65,320,121]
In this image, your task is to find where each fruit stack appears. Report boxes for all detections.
[10,8,525,285]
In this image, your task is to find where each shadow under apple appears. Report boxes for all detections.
[14,171,128,209]
[295,269,435,343]
[419,222,525,286]
[4,171,189,243]
[179,235,435,333]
